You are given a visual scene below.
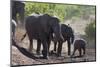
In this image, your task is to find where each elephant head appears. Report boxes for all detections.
[48,16,64,42]
[38,14,63,42]
[12,1,25,25]
[67,26,74,44]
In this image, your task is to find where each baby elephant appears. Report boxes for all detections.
[71,39,86,57]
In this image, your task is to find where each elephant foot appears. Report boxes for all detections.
[79,55,82,57]
[71,55,83,58]
[42,50,48,59]
[36,51,41,55]
[39,56,49,59]
[49,50,56,55]
[56,53,61,57]
[51,50,56,54]
[70,54,74,58]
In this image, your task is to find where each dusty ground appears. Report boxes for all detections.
[11,26,96,66]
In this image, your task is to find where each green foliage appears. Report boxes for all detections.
[85,21,96,39]
[25,2,95,22]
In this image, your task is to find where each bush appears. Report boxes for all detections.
[85,21,96,39]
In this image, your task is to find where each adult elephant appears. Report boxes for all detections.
[36,24,74,56]
[12,1,25,24]
[11,1,25,47]
[24,14,63,59]
[53,24,74,56]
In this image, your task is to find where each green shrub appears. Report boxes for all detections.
[85,21,96,39]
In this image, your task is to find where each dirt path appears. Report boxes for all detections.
[11,39,96,66]
[11,24,96,66]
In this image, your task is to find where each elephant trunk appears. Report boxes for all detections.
[53,24,64,42]
[71,32,74,44]
[49,17,64,42]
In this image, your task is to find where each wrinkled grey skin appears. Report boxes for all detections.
[12,1,25,24]
[36,24,74,56]
[55,24,74,56]
[24,14,63,59]
[71,39,86,57]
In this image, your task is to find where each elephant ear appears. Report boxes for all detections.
[48,17,59,28]
[38,14,52,33]
[48,17,64,42]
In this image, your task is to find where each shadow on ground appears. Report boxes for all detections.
[12,39,40,59]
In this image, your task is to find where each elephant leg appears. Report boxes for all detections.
[67,39,71,56]
[78,48,82,57]
[71,48,77,57]
[47,38,51,52]
[82,47,86,55]
[42,40,48,59]
[36,39,41,55]
[29,38,33,53]
[50,41,57,55]
[54,41,57,52]
[57,41,63,56]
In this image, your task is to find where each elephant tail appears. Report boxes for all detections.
[21,32,27,41]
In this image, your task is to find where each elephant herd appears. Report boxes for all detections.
[12,1,86,59]
[21,13,86,59]
[20,14,74,59]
